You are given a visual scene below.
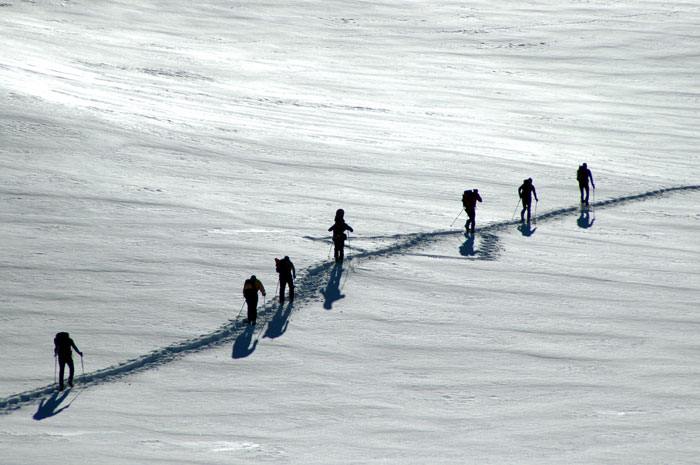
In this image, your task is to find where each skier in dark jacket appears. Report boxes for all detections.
[328,209,354,262]
[518,178,538,223]
[243,275,266,325]
[54,332,82,391]
[577,163,595,205]
[275,256,296,304]
[462,189,483,234]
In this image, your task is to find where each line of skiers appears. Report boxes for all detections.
[463,163,595,232]
[52,164,594,390]
[240,208,352,325]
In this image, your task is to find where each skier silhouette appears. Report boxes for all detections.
[328,209,353,262]
[577,163,595,205]
[275,256,296,304]
[462,189,483,234]
[518,178,538,223]
[54,332,82,391]
[242,275,266,325]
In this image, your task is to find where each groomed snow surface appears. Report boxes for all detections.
[2,0,700,463]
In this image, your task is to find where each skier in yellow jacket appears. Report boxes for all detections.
[243,275,266,325]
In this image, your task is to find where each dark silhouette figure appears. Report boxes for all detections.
[517,222,537,237]
[462,189,483,233]
[518,178,538,223]
[459,233,476,257]
[321,263,345,310]
[328,209,353,263]
[577,210,595,229]
[232,325,258,359]
[33,390,72,420]
[264,302,294,339]
[275,256,296,304]
[242,275,266,325]
[577,163,595,205]
[54,332,82,391]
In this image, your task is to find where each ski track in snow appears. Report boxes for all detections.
[1,184,698,414]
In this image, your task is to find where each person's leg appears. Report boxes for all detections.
[58,359,66,390]
[67,358,75,387]
[288,280,295,301]
[279,280,286,303]
[247,300,257,324]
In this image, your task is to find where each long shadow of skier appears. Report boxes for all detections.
[232,325,258,359]
[577,210,595,229]
[459,233,477,257]
[264,302,294,339]
[321,262,345,310]
[33,390,71,420]
[518,222,537,237]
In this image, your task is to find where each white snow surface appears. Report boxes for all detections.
[2,0,700,463]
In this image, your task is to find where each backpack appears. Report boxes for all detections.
[54,332,70,354]
[463,190,477,205]
[243,279,257,300]
[577,165,587,182]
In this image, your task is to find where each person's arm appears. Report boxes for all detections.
[291,262,296,279]
[257,281,266,296]
[476,194,483,203]
[71,341,83,357]
[533,186,539,201]
[328,225,334,232]
[346,223,354,233]
[590,171,595,188]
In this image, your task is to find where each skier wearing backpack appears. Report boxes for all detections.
[577,163,595,205]
[328,209,354,263]
[518,178,538,223]
[54,332,82,391]
[243,275,266,325]
[462,189,483,234]
[275,256,296,304]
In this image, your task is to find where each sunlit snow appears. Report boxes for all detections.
[2,0,700,463]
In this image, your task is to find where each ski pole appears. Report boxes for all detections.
[81,354,85,385]
[534,200,538,223]
[328,241,333,258]
[511,199,521,220]
[54,355,57,384]
[450,209,464,227]
[237,301,245,319]
[275,279,280,300]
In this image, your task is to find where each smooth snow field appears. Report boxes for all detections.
[1,0,700,463]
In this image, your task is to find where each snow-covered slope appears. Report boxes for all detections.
[2,0,699,463]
